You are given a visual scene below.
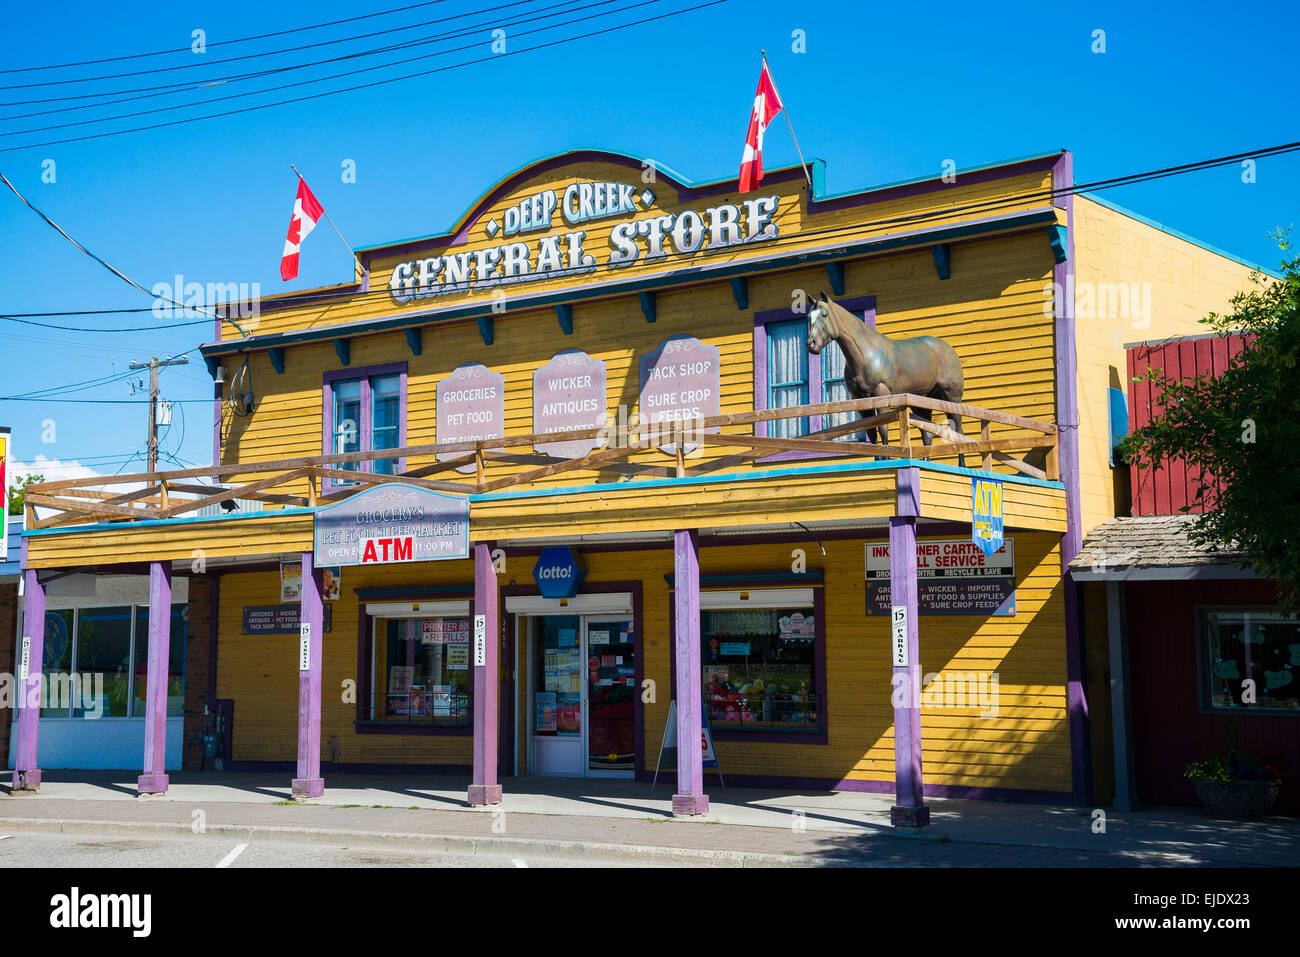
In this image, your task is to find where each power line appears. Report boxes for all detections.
[0,170,249,336]
[0,0,452,74]
[8,136,1293,334]
[0,0,578,110]
[0,1,725,153]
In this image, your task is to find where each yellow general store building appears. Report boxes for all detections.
[10,148,1259,823]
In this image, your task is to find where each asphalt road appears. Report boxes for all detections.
[0,830,680,868]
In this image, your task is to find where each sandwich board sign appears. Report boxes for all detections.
[651,699,721,791]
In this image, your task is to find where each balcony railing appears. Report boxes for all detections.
[24,393,1059,530]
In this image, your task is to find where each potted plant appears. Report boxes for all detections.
[1184,747,1282,816]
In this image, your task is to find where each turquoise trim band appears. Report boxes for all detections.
[23,461,1063,538]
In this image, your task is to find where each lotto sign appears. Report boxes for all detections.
[971,477,1005,557]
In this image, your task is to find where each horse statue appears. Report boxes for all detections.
[807,293,966,454]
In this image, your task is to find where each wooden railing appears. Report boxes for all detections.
[24,393,1059,530]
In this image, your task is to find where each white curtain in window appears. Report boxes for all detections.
[768,319,809,438]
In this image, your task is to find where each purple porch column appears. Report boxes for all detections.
[672,528,709,816]
[12,567,46,793]
[138,562,173,795]
[468,542,502,805]
[291,552,325,799]
[889,467,930,827]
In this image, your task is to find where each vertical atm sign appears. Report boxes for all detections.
[0,426,10,559]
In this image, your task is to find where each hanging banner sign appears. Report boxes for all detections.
[437,363,505,473]
[865,539,1016,616]
[971,477,1005,557]
[533,350,607,458]
[314,483,469,567]
[639,336,720,455]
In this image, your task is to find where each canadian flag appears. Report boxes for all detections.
[738,60,784,193]
[280,177,324,281]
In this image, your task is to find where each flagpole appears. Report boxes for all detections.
[761,51,812,187]
[289,164,362,273]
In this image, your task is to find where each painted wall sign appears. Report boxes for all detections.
[533,546,586,599]
[242,605,334,635]
[971,477,1005,557]
[387,185,781,303]
[314,483,469,567]
[639,335,721,454]
[437,363,505,473]
[891,607,908,666]
[865,539,1016,616]
[533,350,607,458]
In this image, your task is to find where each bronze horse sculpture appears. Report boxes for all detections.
[807,293,966,456]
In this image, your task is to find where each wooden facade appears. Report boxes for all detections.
[13,148,1267,813]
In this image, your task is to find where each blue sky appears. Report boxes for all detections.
[1,0,1296,478]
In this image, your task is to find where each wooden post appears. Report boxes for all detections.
[475,446,485,485]
[1045,437,1060,481]
[672,528,709,815]
[306,473,318,507]
[889,467,930,827]
[158,480,170,510]
[137,562,173,794]
[897,407,912,456]
[675,425,686,478]
[291,551,325,799]
[468,542,503,806]
[980,420,992,472]
[12,566,47,792]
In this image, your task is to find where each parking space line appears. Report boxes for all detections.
[216,842,249,868]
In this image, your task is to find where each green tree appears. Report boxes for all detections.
[6,473,43,516]
[1120,236,1300,611]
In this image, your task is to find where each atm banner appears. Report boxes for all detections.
[865,539,1016,616]
[314,483,469,568]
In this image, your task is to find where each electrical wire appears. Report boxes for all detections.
[0,170,249,336]
[0,1,725,153]
[0,0,454,74]
[6,136,1293,336]
[0,0,586,112]
[1,0,609,137]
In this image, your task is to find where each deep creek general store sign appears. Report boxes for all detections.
[387,181,783,302]
[314,484,469,568]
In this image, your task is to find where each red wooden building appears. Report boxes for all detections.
[1075,332,1296,812]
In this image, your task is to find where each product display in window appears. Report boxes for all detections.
[1205,611,1300,711]
[379,617,471,725]
[701,606,818,730]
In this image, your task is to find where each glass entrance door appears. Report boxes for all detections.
[528,614,636,778]
[585,617,635,776]
[531,615,584,776]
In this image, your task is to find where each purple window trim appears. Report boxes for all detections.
[752,295,876,462]
[668,579,829,745]
[321,361,408,494]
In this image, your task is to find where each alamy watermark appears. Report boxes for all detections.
[891,667,1001,717]
[1,672,105,717]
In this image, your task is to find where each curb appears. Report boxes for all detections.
[0,817,874,868]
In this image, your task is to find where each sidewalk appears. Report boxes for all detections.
[3,771,1296,866]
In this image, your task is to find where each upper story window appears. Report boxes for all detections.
[754,296,876,444]
[323,363,407,490]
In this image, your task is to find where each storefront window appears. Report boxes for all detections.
[132,606,188,718]
[36,604,187,719]
[701,605,818,731]
[1203,609,1300,712]
[378,617,471,727]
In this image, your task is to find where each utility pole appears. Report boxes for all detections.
[128,356,189,473]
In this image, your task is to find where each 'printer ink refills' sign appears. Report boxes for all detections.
[315,483,469,568]
[865,539,1016,616]
[533,546,586,599]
